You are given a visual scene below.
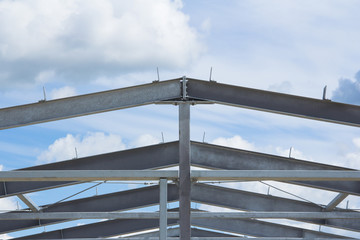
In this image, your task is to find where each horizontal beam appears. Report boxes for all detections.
[7,238,352,240]
[0,79,181,129]
[0,184,179,234]
[192,170,360,181]
[192,142,360,195]
[192,218,348,238]
[0,142,178,197]
[1,211,360,220]
[187,78,360,127]
[0,170,178,181]
[1,170,359,182]
[13,219,179,239]
[192,184,360,233]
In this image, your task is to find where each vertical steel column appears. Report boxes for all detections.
[159,178,167,240]
[179,102,191,239]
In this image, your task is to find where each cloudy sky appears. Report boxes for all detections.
[1,0,360,238]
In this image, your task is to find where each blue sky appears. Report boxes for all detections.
[1,0,360,238]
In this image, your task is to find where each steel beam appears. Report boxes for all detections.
[1,170,359,182]
[8,238,352,240]
[7,238,353,240]
[0,184,179,234]
[121,227,236,238]
[326,193,349,211]
[187,78,360,127]
[0,142,178,197]
[0,79,181,129]
[0,170,178,181]
[191,218,348,239]
[192,184,360,232]
[191,170,360,181]
[17,194,40,212]
[192,142,360,195]
[10,211,348,239]
[12,218,179,239]
[179,102,191,239]
[2,211,360,220]
[159,178,168,240]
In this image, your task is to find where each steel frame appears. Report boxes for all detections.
[1,77,360,239]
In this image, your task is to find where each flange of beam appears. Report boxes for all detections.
[187,78,360,127]
[0,79,181,129]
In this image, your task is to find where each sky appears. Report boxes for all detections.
[1,0,360,238]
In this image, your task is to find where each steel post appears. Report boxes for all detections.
[159,178,167,240]
[179,102,191,239]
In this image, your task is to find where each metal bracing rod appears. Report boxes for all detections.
[0,142,178,198]
[1,211,360,220]
[159,178,167,240]
[186,78,360,127]
[17,194,40,212]
[0,79,181,130]
[179,102,191,239]
[326,193,349,211]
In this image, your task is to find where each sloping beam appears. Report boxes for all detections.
[187,78,360,127]
[192,184,360,232]
[0,142,178,197]
[12,219,179,239]
[192,218,349,239]
[0,79,181,130]
[0,184,179,234]
[12,216,348,239]
[191,142,360,195]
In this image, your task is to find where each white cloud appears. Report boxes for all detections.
[132,134,160,148]
[37,132,126,164]
[0,0,204,85]
[353,137,360,148]
[35,70,56,84]
[211,135,255,151]
[0,164,3,171]
[0,197,17,212]
[0,234,12,240]
[275,146,310,160]
[50,86,77,99]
